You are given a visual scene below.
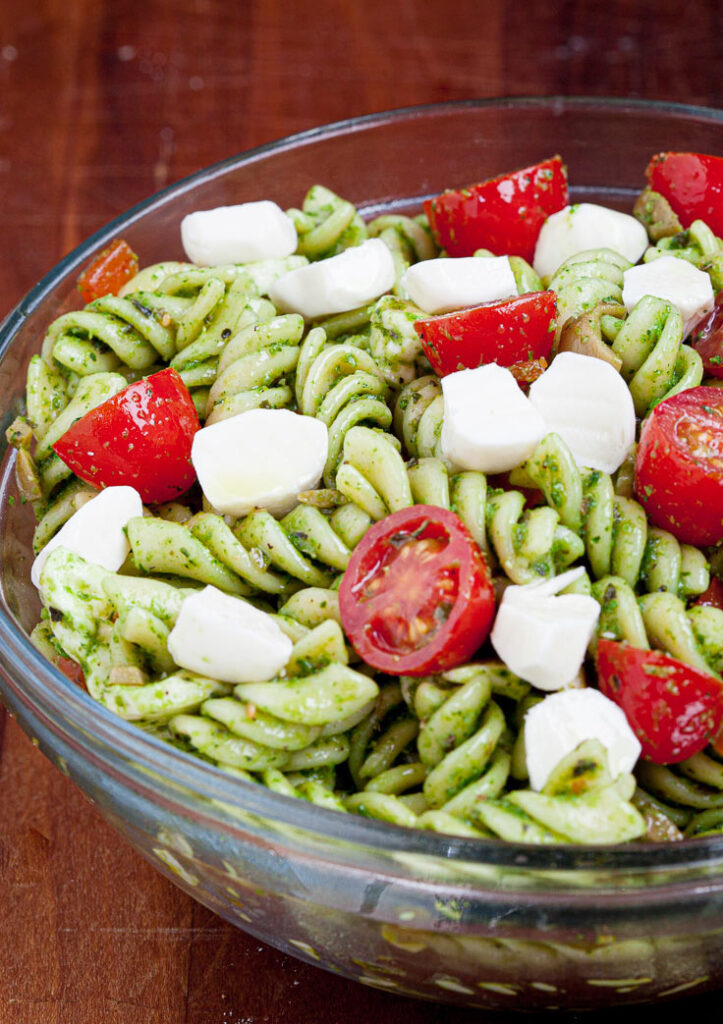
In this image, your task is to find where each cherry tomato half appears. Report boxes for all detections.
[77,238,139,304]
[646,152,723,238]
[634,386,723,547]
[413,291,556,377]
[597,638,723,764]
[338,505,495,676]
[53,368,200,504]
[424,156,568,262]
[691,294,723,378]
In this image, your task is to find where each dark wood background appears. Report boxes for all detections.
[2,2,723,1021]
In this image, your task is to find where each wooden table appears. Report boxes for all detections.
[1,2,722,1021]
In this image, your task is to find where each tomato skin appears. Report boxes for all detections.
[52,368,200,504]
[338,506,495,677]
[597,638,723,764]
[646,152,723,237]
[691,294,723,379]
[413,291,557,377]
[77,239,139,304]
[695,577,723,610]
[634,386,723,547]
[424,156,568,262]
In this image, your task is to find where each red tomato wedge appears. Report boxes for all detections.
[634,386,723,546]
[691,294,723,378]
[77,239,139,304]
[53,368,200,504]
[413,291,556,377]
[338,506,495,676]
[646,152,723,237]
[424,156,568,262]
[696,577,723,610]
[597,638,723,764]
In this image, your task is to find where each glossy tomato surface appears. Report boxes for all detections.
[424,156,568,262]
[53,368,200,504]
[339,505,495,676]
[77,238,139,304]
[691,294,723,378]
[646,151,723,237]
[634,385,723,546]
[413,291,556,377]
[597,638,723,764]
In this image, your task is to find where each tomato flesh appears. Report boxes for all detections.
[646,152,723,237]
[52,368,200,504]
[424,156,568,262]
[339,506,495,676]
[77,239,139,304]
[634,386,723,546]
[597,638,723,764]
[413,291,556,377]
[691,294,723,378]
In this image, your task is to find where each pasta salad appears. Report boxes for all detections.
[11,151,723,846]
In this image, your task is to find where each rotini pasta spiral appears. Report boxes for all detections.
[636,752,723,838]
[644,217,723,292]
[367,295,429,387]
[287,184,367,259]
[609,296,703,415]
[204,312,305,423]
[548,248,631,336]
[513,432,709,596]
[127,509,357,597]
[414,664,524,817]
[29,370,128,503]
[295,327,392,485]
[393,375,445,460]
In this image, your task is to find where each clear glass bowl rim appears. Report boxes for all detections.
[2,94,723,874]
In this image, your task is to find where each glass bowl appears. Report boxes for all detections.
[2,98,723,1012]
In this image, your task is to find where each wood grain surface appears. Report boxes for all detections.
[1,2,722,1021]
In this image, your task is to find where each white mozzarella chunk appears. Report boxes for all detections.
[181,201,298,265]
[528,351,635,474]
[440,363,546,473]
[168,585,292,683]
[533,203,648,279]
[490,568,600,692]
[401,256,517,314]
[622,255,715,335]
[268,239,395,318]
[524,687,642,791]
[192,408,328,517]
[31,486,143,589]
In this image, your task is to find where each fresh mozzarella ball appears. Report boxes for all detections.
[401,256,517,314]
[440,364,546,473]
[181,201,298,265]
[269,239,395,318]
[533,203,648,280]
[31,486,143,588]
[528,351,635,474]
[524,687,642,791]
[191,408,328,517]
[168,585,292,683]
[490,567,600,691]
[622,255,715,335]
